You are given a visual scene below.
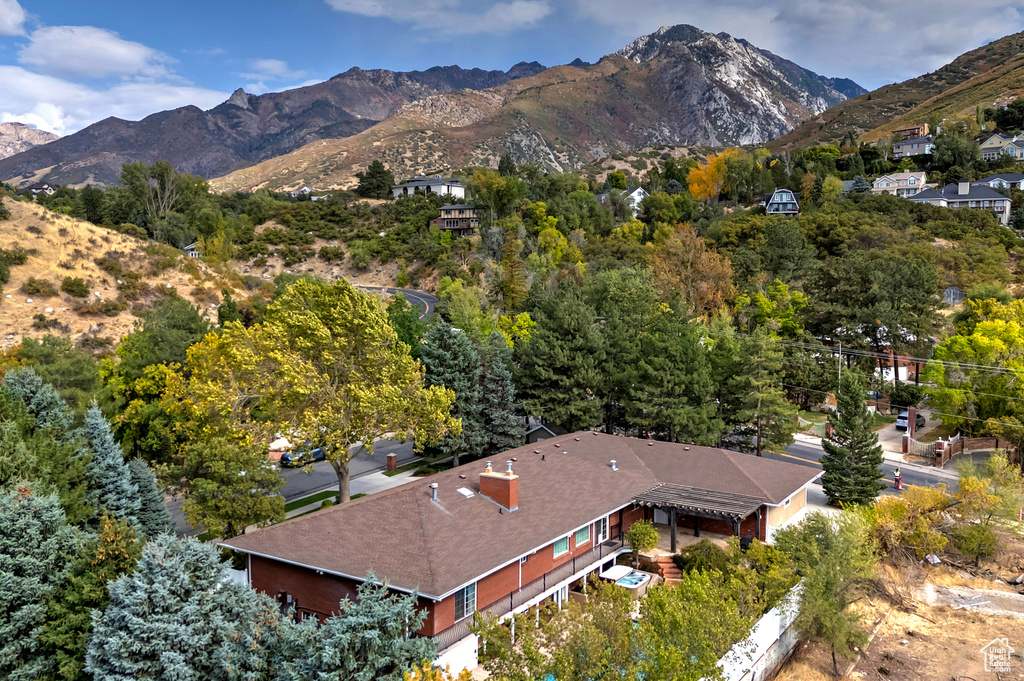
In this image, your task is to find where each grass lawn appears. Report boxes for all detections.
[284,490,337,512]
[383,459,424,477]
[798,410,828,424]
[915,421,958,444]
[869,413,897,430]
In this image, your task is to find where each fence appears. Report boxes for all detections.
[718,583,802,681]
[905,432,1019,467]
[797,416,828,438]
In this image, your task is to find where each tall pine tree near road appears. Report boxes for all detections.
[127,458,174,537]
[820,373,885,506]
[84,405,140,525]
[421,321,487,466]
[86,535,281,681]
[481,333,524,455]
[0,485,79,681]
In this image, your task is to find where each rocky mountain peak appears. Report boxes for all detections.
[0,122,59,162]
[224,88,252,110]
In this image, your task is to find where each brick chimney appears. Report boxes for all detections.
[479,460,518,511]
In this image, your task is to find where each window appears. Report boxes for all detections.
[782,497,791,508]
[909,177,916,185]
[454,583,476,621]
[596,516,609,543]
[553,536,569,557]
[575,525,591,546]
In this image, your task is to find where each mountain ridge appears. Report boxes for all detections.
[0,123,59,162]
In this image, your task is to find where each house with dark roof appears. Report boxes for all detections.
[762,188,799,215]
[892,135,935,159]
[907,180,1013,225]
[16,182,56,197]
[975,173,1024,191]
[220,433,821,672]
[430,204,479,236]
[392,176,466,199]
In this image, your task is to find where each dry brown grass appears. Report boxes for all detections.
[0,200,233,348]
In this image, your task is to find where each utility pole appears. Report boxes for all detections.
[837,341,842,391]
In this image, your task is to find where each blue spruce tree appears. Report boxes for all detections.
[0,485,79,681]
[3,367,73,432]
[83,405,139,524]
[127,458,173,537]
[86,535,281,680]
[421,320,487,466]
[482,332,524,455]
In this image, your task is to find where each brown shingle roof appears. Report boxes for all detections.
[221,433,820,598]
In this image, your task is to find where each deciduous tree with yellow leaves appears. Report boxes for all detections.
[686,148,740,202]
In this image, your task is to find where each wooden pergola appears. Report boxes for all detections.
[632,483,764,552]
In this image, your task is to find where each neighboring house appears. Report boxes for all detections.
[979,133,1024,161]
[596,187,649,217]
[525,419,568,443]
[220,433,821,673]
[871,171,930,198]
[183,242,201,258]
[392,176,466,199]
[430,204,479,237]
[975,173,1024,190]
[892,136,935,159]
[762,188,799,215]
[840,180,856,194]
[17,183,56,197]
[289,186,312,198]
[892,123,929,140]
[907,181,1012,226]
[310,194,330,202]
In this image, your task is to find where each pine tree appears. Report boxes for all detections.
[0,485,80,681]
[217,289,242,326]
[852,175,871,193]
[497,153,517,177]
[355,160,396,200]
[516,280,606,431]
[482,333,523,454]
[276,573,436,681]
[820,373,885,505]
[127,458,173,537]
[421,320,487,466]
[3,367,73,432]
[83,405,140,524]
[86,535,281,680]
[40,514,143,681]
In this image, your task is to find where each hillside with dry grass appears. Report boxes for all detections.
[772,29,1024,150]
[0,198,237,349]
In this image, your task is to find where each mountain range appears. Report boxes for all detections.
[0,24,862,191]
[0,62,547,188]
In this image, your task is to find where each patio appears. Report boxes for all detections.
[649,523,732,556]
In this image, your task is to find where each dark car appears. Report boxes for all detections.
[895,411,926,431]
[279,447,327,468]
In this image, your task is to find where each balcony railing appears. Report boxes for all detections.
[430,539,625,652]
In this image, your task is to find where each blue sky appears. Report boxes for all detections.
[3,0,1023,136]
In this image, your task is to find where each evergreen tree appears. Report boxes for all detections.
[217,289,243,327]
[276,573,436,681]
[0,485,79,681]
[387,294,427,359]
[516,280,606,431]
[83,405,140,524]
[355,160,396,200]
[86,535,281,681]
[820,373,885,505]
[481,332,523,454]
[497,153,517,177]
[851,175,871,193]
[421,320,487,466]
[127,458,173,537]
[3,367,73,432]
[40,514,143,681]
[623,302,724,444]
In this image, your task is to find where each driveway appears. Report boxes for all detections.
[875,408,937,453]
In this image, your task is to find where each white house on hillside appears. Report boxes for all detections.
[871,171,930,198]
[392,176,466,199]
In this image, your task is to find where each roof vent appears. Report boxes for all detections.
[511,457,518,462]
[610,459,618,471]
[562,451,567,455]
[554,443,560,448]
[429,483,438,502]
[593,432,598,436]
[459,474,467,479]
[457,487,475,498]
[647,441,654,446]
[574,437,580,441]
[542,454,546,461]
[684,446,690,451]
[534,450,540,454]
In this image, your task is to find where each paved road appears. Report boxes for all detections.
[764,438,960,493]
[355,285,438,318]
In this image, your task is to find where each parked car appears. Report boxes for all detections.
[279,447,327,467]
[895,411,926,431]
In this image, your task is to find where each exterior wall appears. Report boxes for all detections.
[435,634,479,674]
[718,584,802,681]
[249,555,361,619]
[766,488,807,527]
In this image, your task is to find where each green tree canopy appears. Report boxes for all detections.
[355,160,396,200]
[820,373,885,505]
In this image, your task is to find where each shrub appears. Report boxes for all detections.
[22,277,58,297]
[950,523,998,565]
[31,314,69,332]
[673,539,735,574]
[318,246,346,262]
[625,519,659,567]
[61,276,89,297]
[0,199,10,220]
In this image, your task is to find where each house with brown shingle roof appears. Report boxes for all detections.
[220,432,821,672]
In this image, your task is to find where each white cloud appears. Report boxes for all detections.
[0,0,26,36]
[0,65,226,135]
[570,0,1024,89]
[18,25,174,79]
[241,58,306,82]
[325,0,552,35]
